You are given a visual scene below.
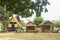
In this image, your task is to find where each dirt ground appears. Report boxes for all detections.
[0,32,60,40]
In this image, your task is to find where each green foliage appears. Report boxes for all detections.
[0,0,50,18]
[2,23,7,32]
[53,21,60,28]
[30,0,50,17]
[20,20,25,27]
[34,17,43,27]
[0,0,32,17]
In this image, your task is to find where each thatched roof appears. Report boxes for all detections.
[8,16,21,26]
[39,20,53,26]
[26,21,36,26]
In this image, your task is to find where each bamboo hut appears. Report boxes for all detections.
[39,20,54,32]
[26,21,36,32]
[7,16,21,31]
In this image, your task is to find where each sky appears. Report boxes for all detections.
[20,0,60,23]
[41,0,60,21]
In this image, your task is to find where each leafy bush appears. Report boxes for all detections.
[34,17,44,27]
[53,21,60,28]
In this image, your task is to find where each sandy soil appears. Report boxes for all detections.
[0,32,60,40]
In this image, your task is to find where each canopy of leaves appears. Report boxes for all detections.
[0,0,50,18]
[0,0,32,17]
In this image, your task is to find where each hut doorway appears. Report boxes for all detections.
[10,22,17,31]
[11,24,15,31]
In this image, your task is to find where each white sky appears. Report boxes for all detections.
[41,0,60,21]
[20,0,60,23]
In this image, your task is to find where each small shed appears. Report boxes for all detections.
[7,16,21,31]
[39,20,54,32]
[26,21,36,32]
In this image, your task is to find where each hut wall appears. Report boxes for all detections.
[41,24,52,32]
[26,26,35,32]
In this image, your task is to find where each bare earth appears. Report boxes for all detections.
[0,32,60,40]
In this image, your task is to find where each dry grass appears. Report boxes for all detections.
[0,32,60,40]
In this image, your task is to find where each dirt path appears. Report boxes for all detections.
[0,32,14,36]
[0,33,60,40]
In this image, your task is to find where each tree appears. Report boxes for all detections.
[30,0,50,17]
[0,0,31,16]
[0,0,32,21]
[0,0,50,18]
[34,17,44,27]
[0,0,50,21]
[53,21,60,28]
